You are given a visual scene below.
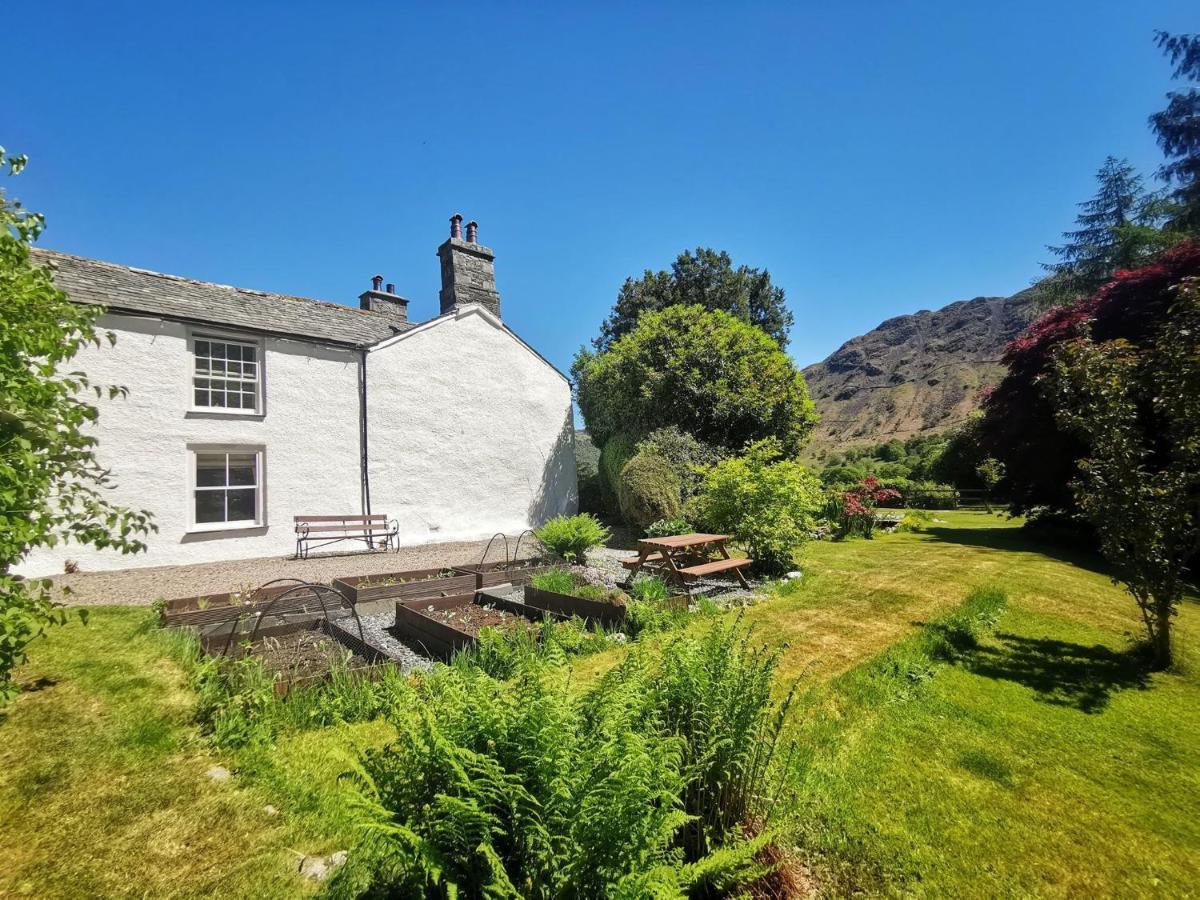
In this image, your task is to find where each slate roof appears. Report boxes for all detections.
[30,248,416,346]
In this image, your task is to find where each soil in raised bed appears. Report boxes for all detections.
[242,630,368,680]
[418,602,535,639]
[352,568,459,588]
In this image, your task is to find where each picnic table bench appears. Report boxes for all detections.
[294,514,398,560]
[622,533,751,589]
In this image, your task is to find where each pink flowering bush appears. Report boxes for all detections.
[834,477,902,539]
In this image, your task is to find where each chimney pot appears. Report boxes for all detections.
[465,220,478,243]
[371,274,383,291]
[385,282,395,294]
[450,214,463,239]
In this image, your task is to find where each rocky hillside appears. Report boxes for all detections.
[802,291,1035,455]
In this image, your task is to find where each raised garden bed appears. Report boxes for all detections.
[393,593,563,661]
[161,579,317,629]
[523,584,628,627]
[332,567,478,604]
[199,617,394,697]
[453,558,559,590]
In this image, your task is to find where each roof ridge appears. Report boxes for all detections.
[31,247,381,318]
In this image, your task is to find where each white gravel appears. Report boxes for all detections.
[46,539,508,607]
[355,611,435,673]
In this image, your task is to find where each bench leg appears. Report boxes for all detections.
[717,542,751,589]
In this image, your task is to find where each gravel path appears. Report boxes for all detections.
[357,611,434,674]
[47,539,505,606]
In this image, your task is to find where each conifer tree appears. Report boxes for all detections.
[1150,31,1200,233]
[1035,156,1173,307]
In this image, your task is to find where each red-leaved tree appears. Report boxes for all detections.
[981,241,1200,516]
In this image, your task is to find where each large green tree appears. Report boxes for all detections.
[0,148,154,702]
[1151,31,1200,233]
[595,248,794,351]
[1048,277,1200,668]
[574,305,817,457]
[1034,156,1175,308]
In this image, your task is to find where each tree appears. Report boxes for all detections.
[574,305,817,456]
[0,149,154,702]
[1150,32,1200,233]
[595,248,794,351]
[1034,156,1175,308]
[980,240,1200,517]
[1047,277,1200,668]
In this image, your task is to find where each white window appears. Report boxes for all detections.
[193,336,260,412]
[192,449,263,529]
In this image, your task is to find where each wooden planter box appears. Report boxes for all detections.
[522,585,628,628]
[199,617,396,698]
[162,581,311,629]
[332,567,478,604]
[393,593,563,661]
[452,559,559,590]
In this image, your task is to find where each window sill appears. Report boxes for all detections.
[186,407,264,420]
[186,521,265,535]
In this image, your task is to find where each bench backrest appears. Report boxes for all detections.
[295,514,389,535]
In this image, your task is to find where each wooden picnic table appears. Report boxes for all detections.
[622,533,751,589]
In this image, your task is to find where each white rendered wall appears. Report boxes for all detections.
[366,307,577,548]
[18,314,363,576]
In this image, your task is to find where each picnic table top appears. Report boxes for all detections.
[638,533,731,550]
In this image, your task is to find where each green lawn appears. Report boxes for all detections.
[1,511,1197,897]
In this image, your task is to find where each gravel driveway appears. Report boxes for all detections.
[46,539,508,606]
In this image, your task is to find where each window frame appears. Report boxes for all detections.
[186,445,266,533]
[187,330,264,416]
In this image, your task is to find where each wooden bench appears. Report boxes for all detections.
[677,557,752,581]
[294,514,398,560]
[621,551,665,568]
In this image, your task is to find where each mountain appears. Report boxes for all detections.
[802,291,1035,455]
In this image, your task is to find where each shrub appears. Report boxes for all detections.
[598,432,637,506]
[834,477,903,539]
[533,514,610,563]
[617,451,682,529]
[573,305,818,454]
[697,439,824,575]
[645,516,693,538]
[636,426,723,500]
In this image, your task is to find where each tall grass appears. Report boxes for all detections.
[334,619,797,897]
[159,625,413,748]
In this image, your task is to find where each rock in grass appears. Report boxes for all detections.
[298,851,348,881]
[298,856,328,881]
[263,804,278,817]
[205,765,231,782]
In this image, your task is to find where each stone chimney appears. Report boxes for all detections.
[437,214,501,317]
[358,274,409,324]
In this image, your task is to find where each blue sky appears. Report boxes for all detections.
[6,2,1196,372]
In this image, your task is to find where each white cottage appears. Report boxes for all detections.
[19,216,577,576]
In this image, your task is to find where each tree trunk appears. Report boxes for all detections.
[1153,604,1173,669]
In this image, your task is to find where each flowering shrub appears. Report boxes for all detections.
[836,478,902,539]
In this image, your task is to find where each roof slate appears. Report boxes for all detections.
[30,248,415,346]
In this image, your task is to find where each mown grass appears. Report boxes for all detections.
[0,510,1197,896]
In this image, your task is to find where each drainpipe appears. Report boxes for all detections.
[359,347,371,517]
